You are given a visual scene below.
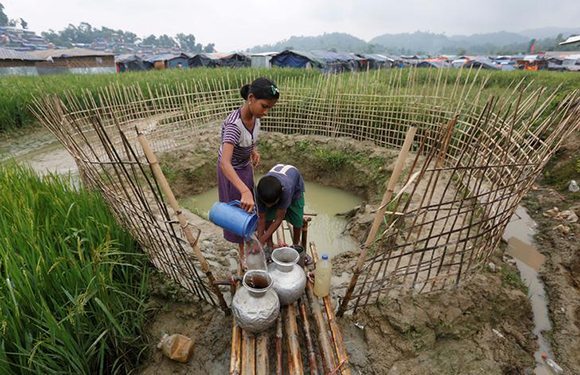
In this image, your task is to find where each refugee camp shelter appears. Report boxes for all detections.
[143,53,189,70]
[356,53,393,70]
[270,50,325,69]
[0,47,42,76]
[29,48,115,75]
[115,54,152,72]
[251,52,277,68]
[560,35,580,46]
[310,51,360,73]
[517,55,549,71]
[464,58,499,70]
[416,60,451,69]
[219,53,251,68]
[188,53,222,68]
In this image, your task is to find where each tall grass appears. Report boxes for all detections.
[0,162,150,374]
[0,68,320,133]
[1,67,579,134]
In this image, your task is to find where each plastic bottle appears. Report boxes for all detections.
[313,254,331,297]
[157,333,195,363]
[541,353,564,374]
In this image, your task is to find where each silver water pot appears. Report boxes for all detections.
[231,270,280,333]
[267,247,307,305]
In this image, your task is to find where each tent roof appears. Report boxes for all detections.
[560,35,580,45]
[0,47,41,61]
[29,48,112,59]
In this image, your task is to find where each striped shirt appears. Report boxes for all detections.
[218,109,260,169]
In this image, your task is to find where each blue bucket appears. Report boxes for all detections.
[209,200,258,239]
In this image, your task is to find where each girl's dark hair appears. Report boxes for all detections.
[257,176,282,205]
[240,77,280,101]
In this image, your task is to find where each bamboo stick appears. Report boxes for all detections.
[137,131,229,313]
[306,282,336,374]
[310,244,351,375]
[276,315,283,375]
[298,298,320,375]
[241,331,256,375]
[231,269,243,375]
[285,304,305,375]
[301,217,312,250]
[256,332,269,375]
[337,126,417,317]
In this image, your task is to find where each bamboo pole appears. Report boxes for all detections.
[306,283,336,374]
[301,217,312,250]
[285,304,305,375]
[276,315,283,375]
[256,332,270,375]
[337,126,417,317]
[137,131,230,313]
[231,271,243,375]
[298,297,320,375]
[310,243,351,375]
[241,331,256,375]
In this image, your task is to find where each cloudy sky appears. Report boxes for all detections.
[3,0,580,51]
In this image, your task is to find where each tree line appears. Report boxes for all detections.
[0,3,215,53]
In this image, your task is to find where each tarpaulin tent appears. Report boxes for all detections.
[356,54,393,70]
[115,54,152,72]
[219,53,251,68]
[270,50,325,69]
[142,53,189,69]
[188,53,222,68]
[310,51,359,73]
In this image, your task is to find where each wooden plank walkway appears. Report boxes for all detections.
[230,223,351,375]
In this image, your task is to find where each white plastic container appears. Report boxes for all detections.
[313,254,332,297]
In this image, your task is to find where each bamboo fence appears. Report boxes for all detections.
[31,68,580,313]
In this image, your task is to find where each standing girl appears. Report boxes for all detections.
[217,77,280,256]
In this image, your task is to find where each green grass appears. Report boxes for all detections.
[0,67,321,133]
[1,67,579,134]
[0,162,150,375]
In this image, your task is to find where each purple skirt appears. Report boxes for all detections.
[217,161,254,243]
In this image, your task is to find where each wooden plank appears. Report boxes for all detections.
[285,304,305,375]
[306,283,336,374]
[276,315,283,375]
[256,332,270,375]
[241,331,256,375]
[310,243,351,375]
[298,298,320,375]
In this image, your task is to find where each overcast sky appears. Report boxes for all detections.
[4,0,580,51]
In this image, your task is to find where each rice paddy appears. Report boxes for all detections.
[0,162,150,375]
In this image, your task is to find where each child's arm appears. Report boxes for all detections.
[220,143,254,212]
[259,209,286,245]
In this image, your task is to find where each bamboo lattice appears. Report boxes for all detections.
[31,69,580,311]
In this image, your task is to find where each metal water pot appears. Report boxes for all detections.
[267,247,307,305]
[231,270,280,333]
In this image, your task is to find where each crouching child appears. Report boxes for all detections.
[256,164,305,248]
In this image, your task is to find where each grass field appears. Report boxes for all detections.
[0,162,150,375]
[1,67,579,134]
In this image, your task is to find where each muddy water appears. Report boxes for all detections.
[183,178,363,258]
[0,129,78,178]
[503,206,554,375]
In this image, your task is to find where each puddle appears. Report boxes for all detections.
[504,206,554,375]
[0,129,78,179]
[182,177,363,258]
